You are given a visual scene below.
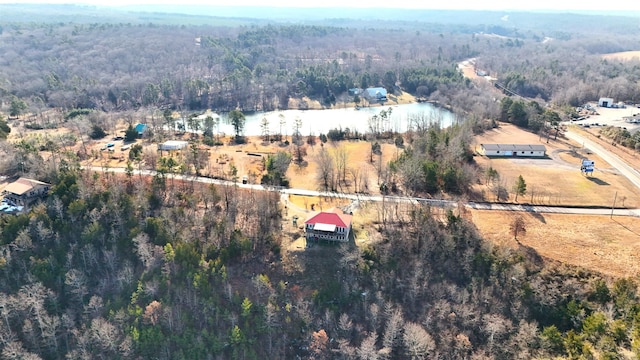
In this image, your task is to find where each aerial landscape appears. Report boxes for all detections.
[2,1,640,359]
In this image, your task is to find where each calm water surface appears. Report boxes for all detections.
[212,102,457,136]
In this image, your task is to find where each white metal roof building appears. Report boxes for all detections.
[158,140,188,151]
[598,97,614,108]
[480,144,547,157]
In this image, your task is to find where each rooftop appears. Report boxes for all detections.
[305,207,352,228]
[365,87,387,97]
[481,144,547,152]
[3,178,50,196]
[135,123,148,133]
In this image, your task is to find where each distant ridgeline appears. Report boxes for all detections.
[1,4,639,33]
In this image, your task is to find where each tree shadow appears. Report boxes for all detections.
[525,210,546,224]
[586,177,609,186]
[612,218,640,238]
[515,239,545,270]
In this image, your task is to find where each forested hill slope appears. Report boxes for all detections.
[3,4,640,116]
[0,167,638,359]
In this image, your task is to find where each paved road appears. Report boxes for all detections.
[87,166,640,217]
[565,130,640,191]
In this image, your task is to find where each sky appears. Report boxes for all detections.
[2,0,640,11]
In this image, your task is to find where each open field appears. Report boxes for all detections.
[470,210,640,278]
[472,123,640,207]
[472,123,640,278]
[602,50,640,61]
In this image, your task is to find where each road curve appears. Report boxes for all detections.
[565,130,640,191]
[86,166,640,217]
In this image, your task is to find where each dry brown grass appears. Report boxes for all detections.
[286,139,396,193]
[602,51,640,61]
[472,124,640,278]
[287,195,350,213]
[472,123,640,207]
[470,209,640,278]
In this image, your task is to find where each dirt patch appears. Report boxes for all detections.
[470,210,640,278]
[287,195,350,213]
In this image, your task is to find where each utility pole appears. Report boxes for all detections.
[611,191,617,219]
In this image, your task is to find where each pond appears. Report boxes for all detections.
[210,102,458,137]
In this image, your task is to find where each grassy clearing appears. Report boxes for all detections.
[470,210,640,278]
[472,123,640,207]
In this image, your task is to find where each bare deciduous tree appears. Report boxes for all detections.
[510,215,527,242]
[403,322,435,359]
[315,148,336,191]
[357,332,379,360]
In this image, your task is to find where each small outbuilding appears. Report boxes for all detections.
[158,140,188,151]
[598,97,614,108]
[480,144,547,157]
[135,123,148,137]
[364,87,388,102]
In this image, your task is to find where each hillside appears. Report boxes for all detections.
[0,166,638,359]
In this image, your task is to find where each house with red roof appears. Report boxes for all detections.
[304,208,353,242]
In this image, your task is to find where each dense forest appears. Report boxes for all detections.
[1,5,640,359]
[2,7,640,122]
[0,21,470,113]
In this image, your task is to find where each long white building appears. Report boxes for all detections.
[479,144,547,157]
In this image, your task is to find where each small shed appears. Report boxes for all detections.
[135,123,148,136]
[598,98,614,108]
[158,140,188,151]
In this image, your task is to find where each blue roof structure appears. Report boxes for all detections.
[135,123,148,134]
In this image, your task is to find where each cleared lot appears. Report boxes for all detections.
[471,210,640,278]
[472,123,640,278]
[472,123,640,207]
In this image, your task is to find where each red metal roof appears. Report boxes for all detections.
[304,208,352,228]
